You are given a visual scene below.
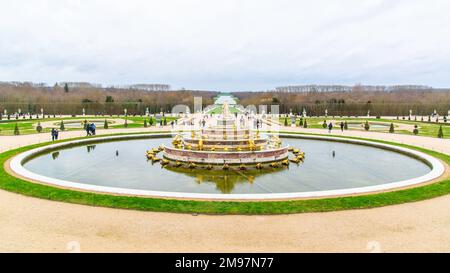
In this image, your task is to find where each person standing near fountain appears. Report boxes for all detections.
[51,128,56,141]
[91,123,96,135]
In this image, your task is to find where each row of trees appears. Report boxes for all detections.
[1,84,449,116]
[0,84,216,115]
[233,90,450,116]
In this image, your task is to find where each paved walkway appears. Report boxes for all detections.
[0,126,450,252]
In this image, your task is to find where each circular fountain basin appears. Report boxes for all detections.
[9,133,445,200]
[163,146,288,164]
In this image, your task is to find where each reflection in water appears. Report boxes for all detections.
[51,152,60,160]
[23,138,432,195]
[164,165,290,193]
[86,145,96,153]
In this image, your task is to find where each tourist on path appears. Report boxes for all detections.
[340,122,344,132]
[91,123,96,135]
[51,128,56,141]
[328,122,333,133]
[54,129,59,140]
[86,123,91,136]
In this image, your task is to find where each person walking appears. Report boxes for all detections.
[86,123,91,136]
[51,128,56,141]
[340,121,344,132]
[91,123,96,135]
[54,129,59,140]
[328,122,333,133]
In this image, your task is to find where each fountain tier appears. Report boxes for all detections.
[161,103,291,165]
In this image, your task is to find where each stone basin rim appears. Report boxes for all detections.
[8,133,446,200]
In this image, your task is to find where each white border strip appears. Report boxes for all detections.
[9,133,446,200]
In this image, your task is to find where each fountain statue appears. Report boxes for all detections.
[222,102,230,117]
[149,109,305,170]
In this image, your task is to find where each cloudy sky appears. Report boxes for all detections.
[1,0,450,91]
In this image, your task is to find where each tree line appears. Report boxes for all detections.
[1,84,449,116]
[233,89,450,116]
[0,84,216,115]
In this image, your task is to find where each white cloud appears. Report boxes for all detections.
[1,0,450,90]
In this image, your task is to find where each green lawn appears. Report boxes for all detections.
[279,117,449,138]
[207,106,240,114]
[0,116,178,135]
[0,132,448,215]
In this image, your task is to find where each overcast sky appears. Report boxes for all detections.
[1,0,450,91]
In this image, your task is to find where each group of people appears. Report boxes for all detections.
[85,122,96,136]
[327,121,345,133]
[50,128,59,141]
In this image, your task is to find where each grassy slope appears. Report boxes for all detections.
[0,132,449,214]
[279,117,449,138]
[0,116,178,135]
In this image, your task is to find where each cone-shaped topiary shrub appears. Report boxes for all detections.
[284,117,288,126]
[143,119,148,127]
[303,119,308,128]
[104,119,108,129]
[322,120,327,128]
[438,126,444,138]
[59,121,65,131]
[364,121,370,131]
[36,122,42,133]
[14,123,20,135]
[389,123,394,133]
[413,125,419,135]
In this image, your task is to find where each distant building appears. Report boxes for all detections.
[215,94,237,105]
[276,85,352,92]
[58,82,102,88]
[275,84,432,93]
[112,84,171,91]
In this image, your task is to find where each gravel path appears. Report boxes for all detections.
[1,127,449,252]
